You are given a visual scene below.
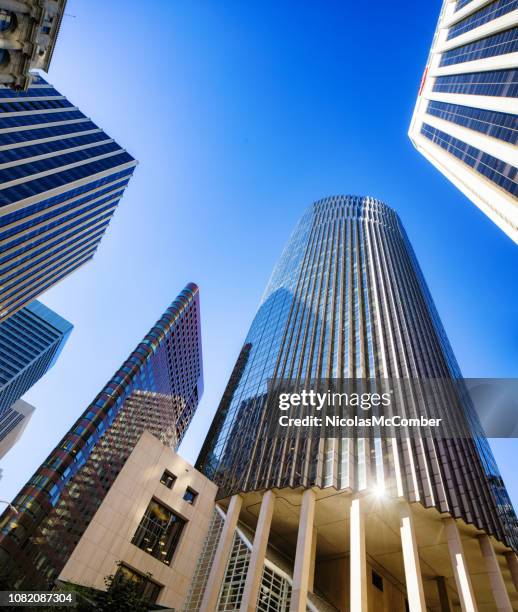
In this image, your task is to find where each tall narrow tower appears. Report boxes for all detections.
[0,283,203,590]
[192,196,518,612]
[408,0,518,243]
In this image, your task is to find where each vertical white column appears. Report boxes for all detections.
[504,551,518,593]
[478,535,512,611]
[240,490,276,612]
[290,488,316,612]
[442,518,478,612]
[200,495,243,612]
[399,501,427,612]
[350,495,368,612]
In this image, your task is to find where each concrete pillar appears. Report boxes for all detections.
[443,518,478,612]
[436,576,453,612]
[504,551,518,593]
[290,488,316,612]
[240,491,276,612]
[478,535,512,611]
[399,501,427,612]
[200,495,243,612]
[308,527,317,593]
[350,496,368,612]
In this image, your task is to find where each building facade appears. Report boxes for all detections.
[0,298,71,419]
[408,0,518,244]
[195,196,518,611]
[0,398,34,459]
[0,0,66,91]
[0,74,137,322]
[0,283,203,590]
[59,431,218,611]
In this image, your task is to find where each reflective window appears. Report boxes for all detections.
[440,27,518,66]
[132,499,186,565]
[426,100,518,144]
[421,123,518,196]
[448,0,518,40]
[183,487,198,505]
[433,69,518,97]
[114,564,162,604]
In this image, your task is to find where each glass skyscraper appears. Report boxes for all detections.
[408,0,518,244]
[0,74,137,322]
[0,283,203,590]
[0,298,71,419]
[194,196,518,611]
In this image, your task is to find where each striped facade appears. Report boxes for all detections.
[0,74,137,322]
[408,0,518,244]
[197,196,518,550]
[0,298,71,418]
[0,283,203,589]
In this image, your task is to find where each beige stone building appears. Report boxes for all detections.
[0,0,66,90]
[59,431,218,610]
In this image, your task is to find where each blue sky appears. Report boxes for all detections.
[1,0,517,508]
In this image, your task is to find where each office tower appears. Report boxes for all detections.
[408,0,518,244]
[0,1,66,91]
[0,74,137,322]
[0,399,34,459]
[194,196,518,611]
[0,283,203,590]
[0,299,71,417]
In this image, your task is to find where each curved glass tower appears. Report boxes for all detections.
[198,195,516,546]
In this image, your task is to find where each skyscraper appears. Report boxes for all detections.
[0,74,137,322]
[0,1,66,91]
[0,283,203,590]
[194,196,518,611]
[408,0,518,244]
[0,399,34,459]
[0,299,72,419]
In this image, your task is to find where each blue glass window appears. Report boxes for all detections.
[433,69,518,97]
[448,0,518,40]
[440,27,518,66]
[0,151,134,207]
[426,100,518,144]
[421,123,517,196]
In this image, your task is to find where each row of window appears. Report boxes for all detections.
[426,100,518,144]
[421,123,517,197]
[0,151,134,207]
[448,0,518,40]
[433,69,518,97]
[0,110,86,130]
[440,26,518,66]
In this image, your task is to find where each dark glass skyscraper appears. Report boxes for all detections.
[0,283,203,589]
[0,74,137,322]
[0,299,72,420]
[194,196,518,611]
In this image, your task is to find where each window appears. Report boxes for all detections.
[115,564,162,604]
[131,499,185,565]
[372,570,383,591]
[160,470,176,489]
[183,487,198,505]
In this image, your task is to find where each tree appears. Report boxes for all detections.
[98,565,149,612]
